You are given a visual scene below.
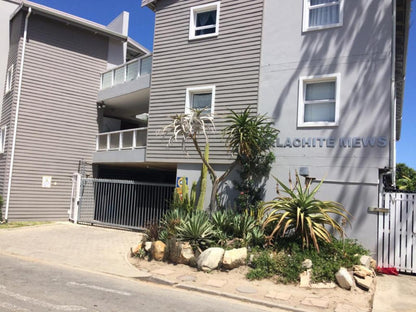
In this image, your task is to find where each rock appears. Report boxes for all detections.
[353,265,373,278]
[302,259,313,269]
[299,269,311,288]
[151,241,166,261]
[144,241,152,252]
[222,247,247,270]
[197,247,225,272]
[179,242,195,265]
[133,242,143,255]
[335,267,355,290]
[370,258,377,270]
[360,255,372,268]
[354,275,373,290]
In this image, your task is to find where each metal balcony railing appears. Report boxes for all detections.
[96,128,147,151]
[100,55,152,89]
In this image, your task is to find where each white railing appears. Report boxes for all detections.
[96,128,147,151]
[101,55,152,89]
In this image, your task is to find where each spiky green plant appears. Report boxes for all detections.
[176,210,216,252]
[262,173,350,252]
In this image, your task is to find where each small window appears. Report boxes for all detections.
[298,74,340,127]
[185,86,216,115]
[0,126,6,154]
[5,65,13,93]
[189,2,220,40]
[303,0,343,32]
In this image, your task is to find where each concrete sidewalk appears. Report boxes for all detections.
[0,222,414,312]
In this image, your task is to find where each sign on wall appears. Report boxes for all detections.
[276,136,388,148]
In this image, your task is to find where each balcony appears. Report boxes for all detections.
[97,56,152,110]
[93,128,147,164]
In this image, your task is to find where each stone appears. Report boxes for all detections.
[360,255,372,268]
[166,239,195,265]
[370,258,377,270]
[302,259,313,269]
[144,241,152,252]
[353,265,373,278]
[335,267,355,290]
[236,285,257,294]
[205,279,227,288]
[151,240,166,261]
[301,297,329,308]
[197,247,224,272]
[179,242,195,265]
[299,269,311,288]
[354,275,373,291]
[222,247,247,270]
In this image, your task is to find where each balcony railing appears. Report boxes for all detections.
[100,56,152,89]
[96,128,147,151]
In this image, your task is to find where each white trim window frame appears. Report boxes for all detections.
[189,2,220,40]
[302,0,343,32]
[5,65,13,94]
[298,73,340,127]
[0,126,7,154]
[185,85,216,115]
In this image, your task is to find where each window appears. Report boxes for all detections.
[0,126,6,154]
[185,86,216,115]
[298,74,340,127]
[303,0,343,31]
[5,65,13,93]
[189,2,220,40]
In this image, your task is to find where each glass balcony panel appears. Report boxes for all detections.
[101,72,112,89]
[122,131,134,148]
[136,130,147,147]
[126,60,139,81]
[140,57,152,76]
[109,133,120,149]
[114,67,125,85]
[98,135,107,150]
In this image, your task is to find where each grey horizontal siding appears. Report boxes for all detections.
[3,14,108,220]
[0,12,24,217]
[146,0,264,164]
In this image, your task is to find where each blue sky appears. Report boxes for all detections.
[30,0,416,169]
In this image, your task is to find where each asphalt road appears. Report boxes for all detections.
[0,254,276,312]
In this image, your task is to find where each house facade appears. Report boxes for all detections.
[138,0,410,253]
[0,0,149,220]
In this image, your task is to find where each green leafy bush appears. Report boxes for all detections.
[262,173,350,252]
[247,238,369,283]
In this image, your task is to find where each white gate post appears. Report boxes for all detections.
[69,173,82,224]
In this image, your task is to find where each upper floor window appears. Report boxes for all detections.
[298,74,340,127]
[303,0,343,32]
[5,65,13,93]
[0,126,6,154]
[189,2,220,40]
[185,85,216,115]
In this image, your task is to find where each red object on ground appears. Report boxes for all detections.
[377,267,399,275]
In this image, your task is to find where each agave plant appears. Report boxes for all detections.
[262,173,350,252]
[176,210,216,252]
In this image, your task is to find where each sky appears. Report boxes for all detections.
[28,0,416,169]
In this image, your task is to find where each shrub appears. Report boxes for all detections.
[176,210,216,253]
[0,195,3,221]
[262,173,350,252]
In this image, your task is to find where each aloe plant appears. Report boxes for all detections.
[262,173,350,252]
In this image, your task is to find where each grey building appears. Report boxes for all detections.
[0,0,148,220]
[136,0,410,253]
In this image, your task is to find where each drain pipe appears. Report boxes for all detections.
[5,7,32,221]
[390,0,397,187]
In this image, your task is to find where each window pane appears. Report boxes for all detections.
[195,10,216,35]
[305,81,335,101]
[304,102,335,122]
[309,4,339,26]
[192,93,212,111]
[311,0,337,5]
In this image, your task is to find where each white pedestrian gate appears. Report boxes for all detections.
[378,192,416,273]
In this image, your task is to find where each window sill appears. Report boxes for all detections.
[302,23,343,33]
[297,122,339,128]
[189,33,218,41]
